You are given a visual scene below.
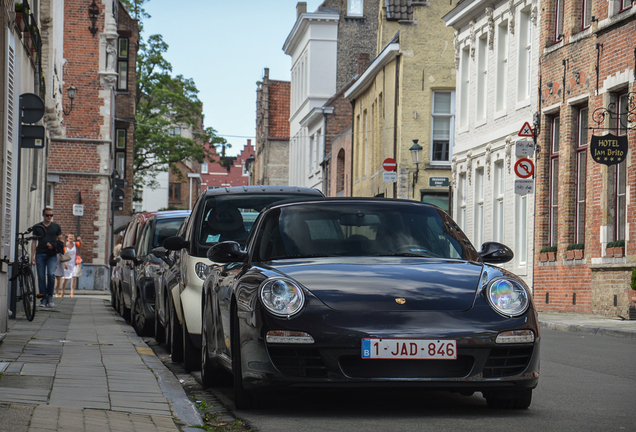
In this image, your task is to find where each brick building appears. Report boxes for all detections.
[47,0,138,290]
[534,0,635,317]
[200,140,254,191]
[254,68,290,186]
[168,160,201,210]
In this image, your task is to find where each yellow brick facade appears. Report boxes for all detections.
[349,3,457,204]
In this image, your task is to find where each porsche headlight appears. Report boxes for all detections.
[260,278,305,318]
[195,262,210,281]
[485,278,529,317]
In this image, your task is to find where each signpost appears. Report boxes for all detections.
[383,172,397,183]
[514,158,535,179]
[382,158,397,172]
[518,121,534,137]
[515,140,535,156]
[429,177,449,187]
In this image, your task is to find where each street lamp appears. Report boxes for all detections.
[63,85,77,116]
[409,139,423,197]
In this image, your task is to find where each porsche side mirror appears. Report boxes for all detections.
[163,235,189,251]
[479,242,514,264]
[207,241,247,263]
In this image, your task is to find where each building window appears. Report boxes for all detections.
[555,0,564,41]
[493,161,504,242]
[201,161,208,174]
[582,0,593,29]
[459,47,470,127]
[476,37,487,121]
[620,0,632,12]
[431,91,454,164]
[115,128,126,179]
[169,183,181,201]
[474,168,484,247]
[170,127,181,137]
[613,93,628,241]
[347,0,363,16]
[496,22,508,112]
[575,107,588,244]
[336,149,345,196]
[549,116,560,246]
[117,38,128,91]
[458,173,466,231]
[422,192,449,213]
[46,183,55,208]
[517,9,532,102]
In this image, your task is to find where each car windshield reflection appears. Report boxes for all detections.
[254,202,480,262]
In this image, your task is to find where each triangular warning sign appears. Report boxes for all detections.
[518,121,534,137]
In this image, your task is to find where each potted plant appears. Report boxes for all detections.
[14,2,25,32]
[607,240,625,257]
[540,246,557,262]
[566,243,585,260]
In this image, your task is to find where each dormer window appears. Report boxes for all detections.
[348,0,363,16]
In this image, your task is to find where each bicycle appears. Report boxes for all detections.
[4,226,45,321]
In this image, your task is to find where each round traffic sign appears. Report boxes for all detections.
[383,158,397,172]
[514,158,535,179]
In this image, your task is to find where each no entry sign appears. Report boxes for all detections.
[514,158,535,179]
[383,158,397,172]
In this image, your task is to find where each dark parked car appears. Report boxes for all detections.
[159,185,324,372]
[201,198,540,409]
[115,210,190,335]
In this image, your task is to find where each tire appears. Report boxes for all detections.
[122,291,131,322]
[117,288,125,317]
[132,292,153,337]
[169,298,184,363]
[231,305,253,409]
[154,303,166,344]
[484,389,532,409]
[201,305,231,388]
[21,267,36,322]
[183,318,201,372]
[110,285,117,310]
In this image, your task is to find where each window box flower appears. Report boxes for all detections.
[540,246,557,262]
[607,240,625,258]
[566,243,584,260]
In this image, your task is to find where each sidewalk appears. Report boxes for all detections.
[0,291,202,432]
[0,292,635,432]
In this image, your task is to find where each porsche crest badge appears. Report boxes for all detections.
[395,298,406,305]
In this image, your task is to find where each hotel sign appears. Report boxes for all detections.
[590,134,628,166]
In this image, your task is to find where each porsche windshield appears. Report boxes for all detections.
[255,202,480,261]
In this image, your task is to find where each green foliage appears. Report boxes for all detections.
[631,267,636,291]
[15,2,23,12]
[607,240,625,249]
[540,246,557,253]
[566,243,585,251]
[121,0,226,190]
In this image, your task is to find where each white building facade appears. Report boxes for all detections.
[443,0,540,287]
[283,5,338,191]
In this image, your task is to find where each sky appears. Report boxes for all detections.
[141,0,325,156]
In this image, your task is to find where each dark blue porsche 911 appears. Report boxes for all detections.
[200,198,539,409]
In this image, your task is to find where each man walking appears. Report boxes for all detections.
[31,207,62,307]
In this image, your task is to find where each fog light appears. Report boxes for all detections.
[266,330,314,344]
[496,330,535,344]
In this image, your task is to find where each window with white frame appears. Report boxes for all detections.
[474,167,484,247]
[115,128,126,179]
[582,0,593,29]
[458,172,466,230]
[431,91,455,164]
[515,194,528,265]
[460,47,470,127]
[613,92,628,242]
[117,38,128,91]
[477,36,487,121]
[347,0,363,16]
[496,21,508,112]
[549,116,560,246]
[555,0,564,41]
[493,161,504,242]
[575,107,588,244]
[201,161,208,174]
[518,9,532,102]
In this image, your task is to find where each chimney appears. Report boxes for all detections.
[357,53,370,77]
[297,2,307,19]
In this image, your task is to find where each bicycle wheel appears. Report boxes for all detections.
[20,266,37,321]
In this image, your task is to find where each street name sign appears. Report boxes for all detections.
[383,172,397,183]
[429,177,449,187]
[515,179,534,195]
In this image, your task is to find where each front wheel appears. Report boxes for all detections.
[231,306,253,409]
[154,302,166,344]
[21,267,36,322]
[183,318,201,372]
[169,298,184,363]
[201,296,231,387]
[484,389,532,409]
[132,293,153,337]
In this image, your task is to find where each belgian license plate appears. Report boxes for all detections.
[361,338,457,360]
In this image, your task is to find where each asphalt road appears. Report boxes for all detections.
[185,328,636,432]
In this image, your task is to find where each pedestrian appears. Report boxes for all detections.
[62,234,82,298]
[31,207,62,307]
[54,235,67,297]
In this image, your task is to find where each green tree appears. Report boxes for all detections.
[120,0,226,189]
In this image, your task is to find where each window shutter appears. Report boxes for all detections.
[4,44,16,251]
